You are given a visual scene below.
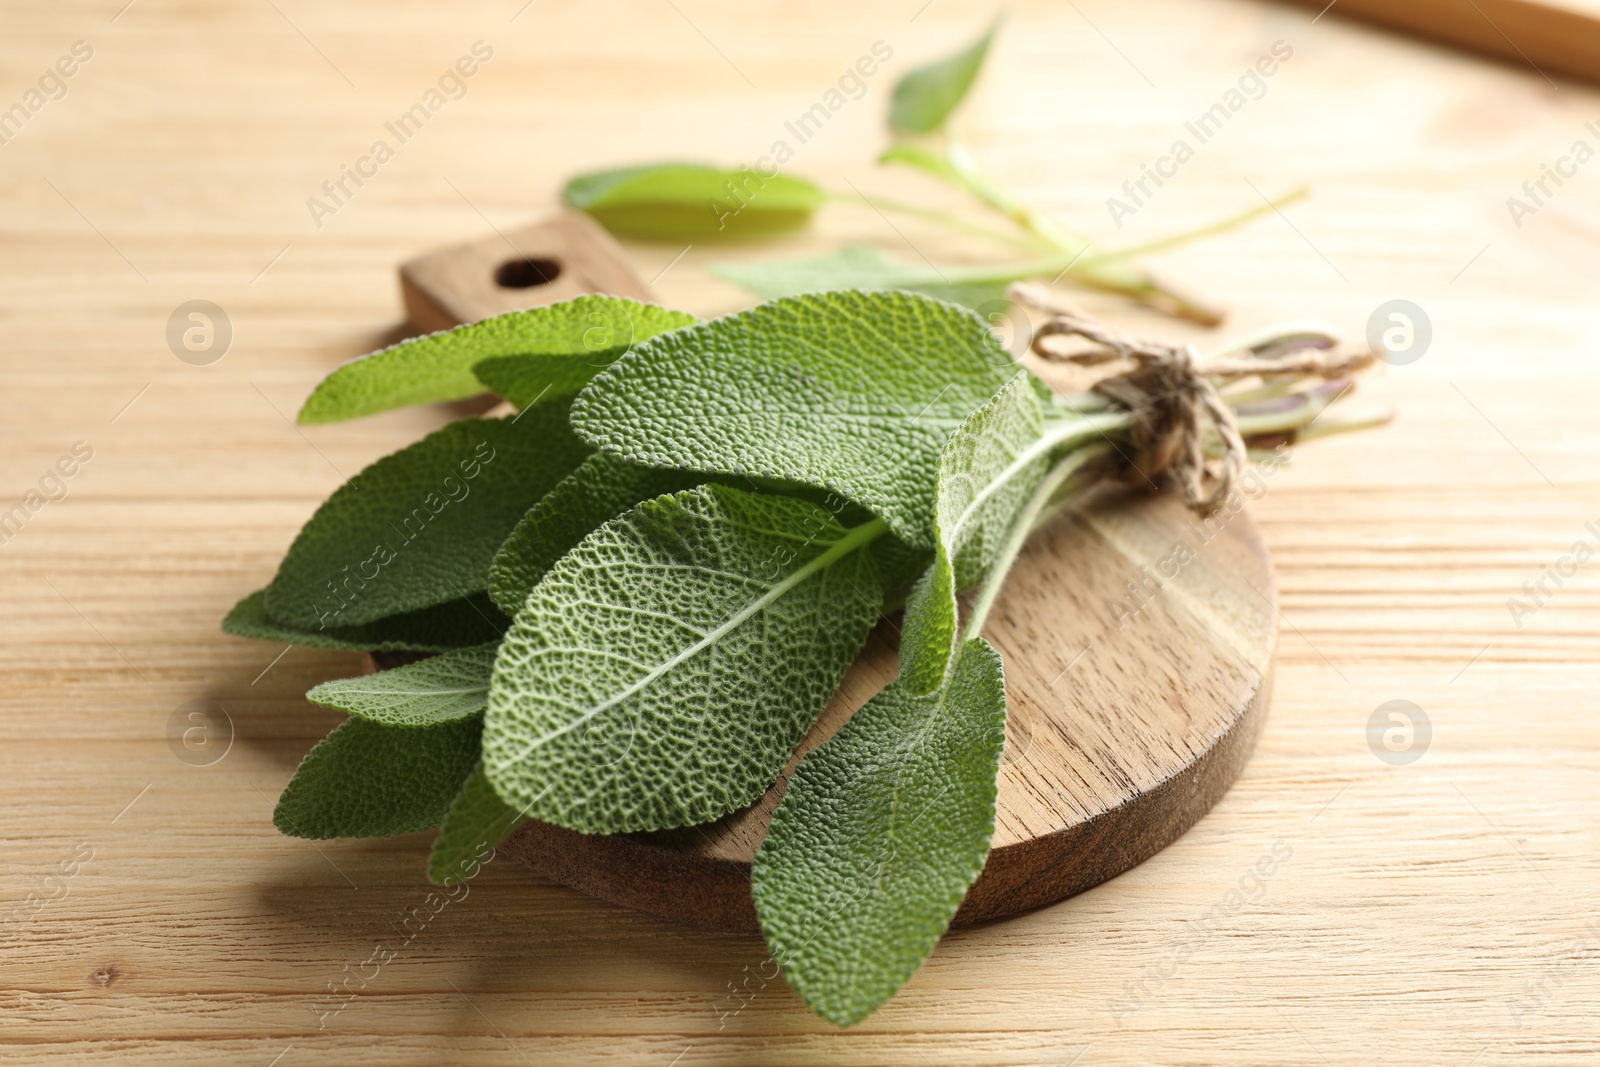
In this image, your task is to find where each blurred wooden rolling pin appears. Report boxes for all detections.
[1284,0,1600,85]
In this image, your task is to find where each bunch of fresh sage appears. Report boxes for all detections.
[227,285,1383,1025]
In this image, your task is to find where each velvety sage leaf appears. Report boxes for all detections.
[868,535,936,609]
[487,451,704,616]
[263,406,589,630]
[468,306,695,410]
[222,588,506,652]
[709,243,1009,310]
[563,162,826,240]
[482,484,884,834]
[570,290,1020,548]
[752,637,1007,1027]
[274,716,482,839]
[427,762,528,886]
[937,373,1054,585]
[306,645,498,726]
[297,296,694,425]
[485,452,912,618]
[898,562,959,696]
[888,18,1000,134]
[900,372,1049,692]
[469,353,596,411]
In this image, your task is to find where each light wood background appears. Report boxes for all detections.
[4,0,1599,1063]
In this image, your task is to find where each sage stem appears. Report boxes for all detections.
[963,444,1112,642]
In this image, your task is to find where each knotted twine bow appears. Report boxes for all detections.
[1008,282,1376,515]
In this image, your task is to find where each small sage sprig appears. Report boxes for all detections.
[226,288,1385,1025]
[558,16,1305,324]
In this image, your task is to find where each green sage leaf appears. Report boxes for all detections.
[487,451,704,616]
[901,372,1049,692]
[888,17,1001,134]
[306,645,497,727]
[482,484,884,834]
[468,304,696,410]
[263,407,589,630]
[570,290,1020,548]
[563,162,826,240]
[297,296,695,425]
[709,243,1009,310]
[898,564,960,696]
[222,588,506,652]
[274,715,482,839]
[752,637,1007,1027]
[428,762,528,886]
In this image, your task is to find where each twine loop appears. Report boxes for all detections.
[1009,282,1375,514]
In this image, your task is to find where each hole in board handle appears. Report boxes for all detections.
[494,257,562,289]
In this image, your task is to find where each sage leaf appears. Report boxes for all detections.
[751,637,1007,1027]
[297,296,694,425]
[888,18,1001,134]
[274,715,482,839]
[563,162,826,240]
[898,565,960,696]
[428,762,528,886]
[223,588,506,652]
[306,645,497,727]
[710,243,1009,310]
[933,372,1054,586]
[755,380,1048,1021]
[901,372,1050,692]
[468,302,695,409]
[263,406,589,630]
[867,534,937,609]
[482,484,884,834]
[487,451,704,616]
[570,290,1020,548]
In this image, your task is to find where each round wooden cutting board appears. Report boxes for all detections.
[389,223,1278,934]
[497,483,1278,933]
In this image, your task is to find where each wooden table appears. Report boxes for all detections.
[4,1,1598,1063]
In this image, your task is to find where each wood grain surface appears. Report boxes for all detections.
[4,1,1599,1064]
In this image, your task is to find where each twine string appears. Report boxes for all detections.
[1009,282,1375,514]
